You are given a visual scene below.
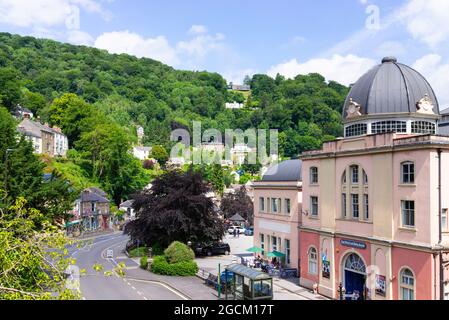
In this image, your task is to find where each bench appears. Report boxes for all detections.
[205,274,218,287]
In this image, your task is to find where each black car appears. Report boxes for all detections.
[194,242,231,256]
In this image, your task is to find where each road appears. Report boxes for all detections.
[68,233,187,300]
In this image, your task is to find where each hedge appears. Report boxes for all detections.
[151,256,198,276]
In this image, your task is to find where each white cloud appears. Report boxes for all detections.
[94,30,179,65]
[375,41,406,57]
[188,25,208,35]
[0,0,109,29]
[67,29,94,45]
[267,54,376,85]
[412,54,449,108]
[398,0,449,48]
[177,33,226,59]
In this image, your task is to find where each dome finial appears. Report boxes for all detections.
[382,56,397,63]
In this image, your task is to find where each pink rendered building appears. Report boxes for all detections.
[299,57,449,300]
[255,57,449,300]
[253,160,303,270]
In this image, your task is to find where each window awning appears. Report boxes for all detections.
[65,220,81,228]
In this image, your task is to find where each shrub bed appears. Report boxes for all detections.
[151,256,198,276]
[140,255,148,270]
[164,241,195,263]
[128,246,148,258]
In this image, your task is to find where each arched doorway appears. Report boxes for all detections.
[343,253,366,300]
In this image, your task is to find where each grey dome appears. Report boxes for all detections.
[343,57,439,120]
[261,159,302,182]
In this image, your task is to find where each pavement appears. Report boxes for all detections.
[195,234,328,300]
[69,233,192,300]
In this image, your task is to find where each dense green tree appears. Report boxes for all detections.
[20,90,47,114]
[76,123,149,205]
[0,67,22,110]
[150,145,169,167]
[209,164,225,196]
[0,198,79,300]
[47,93,97,146]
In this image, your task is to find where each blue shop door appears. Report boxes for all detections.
[345,270,365,300]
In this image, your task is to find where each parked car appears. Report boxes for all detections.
[244,226,254,236]
[227,226,246,235]
[194,242,231,256]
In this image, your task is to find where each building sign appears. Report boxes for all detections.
[340,239,367,249]
[375,275,386,297]
[322,260,330,279]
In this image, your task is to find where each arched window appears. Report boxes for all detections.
[363,170,368,185]
[341,170,347,185]
[400,268,415,300]
[308,247,318,275]
[350,165,359,184]
[310,167,319,184]
[344,253,366,274]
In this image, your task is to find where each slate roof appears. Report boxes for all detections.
[343,57,439,119]
[79,188,109,203]
[261,159,302,182]
[120,200,134,208]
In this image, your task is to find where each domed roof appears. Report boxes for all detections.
[261,159,302,182]
[343,57,439,120]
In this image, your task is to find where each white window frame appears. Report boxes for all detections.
[364,194,369,220]
[308,247,318,275]
[310,196,319,217]
[399,268,415,300]
[351,194,359,218]
[310,167,319,184]
[285,198,291,215]
[401,161,415,184]
[342,193,347,218]
[442,208,448,232]
[259,197,265,212]
[285,239,291,265]
[351,165,359,184]
[272,236,277,251]
[401,200,415,228]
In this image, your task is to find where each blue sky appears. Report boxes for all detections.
[1,0,449,106]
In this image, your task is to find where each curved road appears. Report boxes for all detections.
[69,233,186,300]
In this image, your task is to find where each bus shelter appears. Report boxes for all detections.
[225,263,273,300]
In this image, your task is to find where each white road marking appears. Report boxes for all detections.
[127,278,190,300]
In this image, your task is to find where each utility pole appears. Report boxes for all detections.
[218,263,221,299]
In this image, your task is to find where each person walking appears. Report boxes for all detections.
[233,228,237,238]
